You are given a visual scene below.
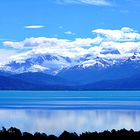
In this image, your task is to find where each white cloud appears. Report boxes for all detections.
[3,37,102,49]
[0,49,17,65]
[5,38,100,62]
[92,27,140,42]
[79,0,111,6]
[64,31,75,35]
[24,25,45,29]
[3,37,102,59]
[56,0,111,6]
[3,41,23,48]
[100,41,140,54]
[2,27,140,65]
[3,37,68,49]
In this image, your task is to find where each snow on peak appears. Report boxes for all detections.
[2,27,140,74]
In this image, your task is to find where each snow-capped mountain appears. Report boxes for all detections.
[0,50,140,89]
[2,26,140,76]
[1,27,140,89]
[1,50,140,78]
[57,54,140,84]
[1,51,140,75]
[0,53,76,75]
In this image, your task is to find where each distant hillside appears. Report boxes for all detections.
[1,71,140,90]
[0,72,73,90]
[10,72,72,86]
[82,74,140,90]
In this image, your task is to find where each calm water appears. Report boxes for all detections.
[0,90,140,135]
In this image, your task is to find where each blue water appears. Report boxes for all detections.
[0,90,140,135]
[0,90,140,109]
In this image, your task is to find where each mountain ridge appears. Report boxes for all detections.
[0,53,140,90]
[0,71,140,90]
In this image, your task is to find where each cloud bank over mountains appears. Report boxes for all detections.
[2,27,140,65]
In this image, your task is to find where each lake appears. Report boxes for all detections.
[0,90,140,135]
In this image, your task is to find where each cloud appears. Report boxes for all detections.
[3,41,23,48]
[3,37,102,49]
[56,0,112,6]
[24,25,45,29]
[3,37,101,49]
[64,31,75,35]
[92,27,140,42]
[3,37,101,61]
[3,37,70,49]
[0,49,17,65]
[3,27,140,65]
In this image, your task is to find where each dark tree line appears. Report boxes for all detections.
[0,127,140,140]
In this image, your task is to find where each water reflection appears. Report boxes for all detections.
[0,109,140,135]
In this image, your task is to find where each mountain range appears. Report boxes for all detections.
[0,51,140,90]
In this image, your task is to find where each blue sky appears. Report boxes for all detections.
[0,0,140,41]
[0,0,140,64]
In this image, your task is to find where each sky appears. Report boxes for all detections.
[1,0,140,63]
